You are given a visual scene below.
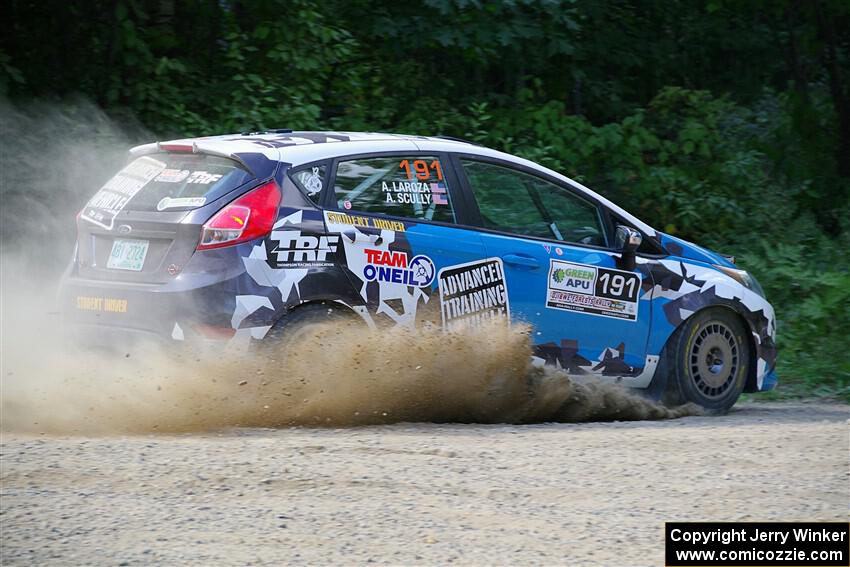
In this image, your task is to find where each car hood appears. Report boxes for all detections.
[658,233,736,268]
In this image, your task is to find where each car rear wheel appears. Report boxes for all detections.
[661,308,750,413]
[256,303,361,362]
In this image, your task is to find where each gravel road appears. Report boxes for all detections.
[1,402,847,566]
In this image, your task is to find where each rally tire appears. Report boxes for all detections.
[660,308,750,414]
[257,303,361,361]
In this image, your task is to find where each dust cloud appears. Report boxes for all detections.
[0,96,150,270]
[0,98,699,435]
[0,280,698,434]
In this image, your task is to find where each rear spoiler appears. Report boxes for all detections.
[128,141,276,180]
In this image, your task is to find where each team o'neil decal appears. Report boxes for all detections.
[362,249,435,287]
[438,257,510,332]
[546,259,640,321]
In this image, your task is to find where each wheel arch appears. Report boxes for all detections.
[282,299,360,325]
[273,299,364,328]
[648,303,758,398]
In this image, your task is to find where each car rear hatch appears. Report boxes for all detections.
[76,151,258,284]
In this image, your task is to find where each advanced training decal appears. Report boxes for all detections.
[439,257,510,331]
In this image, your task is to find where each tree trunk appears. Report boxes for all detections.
[815,1,850,178]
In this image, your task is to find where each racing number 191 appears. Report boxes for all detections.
[399,159,443,181]
[599,272,637,299]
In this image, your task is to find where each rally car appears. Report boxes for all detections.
[60,131,777,411]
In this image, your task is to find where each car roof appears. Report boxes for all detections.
[131,131,470,160]
[130,131,656,237]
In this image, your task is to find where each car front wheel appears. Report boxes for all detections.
[662,308,750,413]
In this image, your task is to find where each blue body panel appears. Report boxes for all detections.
[470,232,651,374]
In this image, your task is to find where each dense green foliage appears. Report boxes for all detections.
[2,0,848,397]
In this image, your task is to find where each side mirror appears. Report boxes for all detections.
[614,225,642,270]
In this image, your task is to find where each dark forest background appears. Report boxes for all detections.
[1,0,848,397]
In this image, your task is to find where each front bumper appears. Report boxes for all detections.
[759,367,779,391]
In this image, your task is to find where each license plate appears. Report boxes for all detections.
[107,239,149,271]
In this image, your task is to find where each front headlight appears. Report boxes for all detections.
[714,265,766,297]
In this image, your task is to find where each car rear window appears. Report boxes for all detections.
[82,153,253,228]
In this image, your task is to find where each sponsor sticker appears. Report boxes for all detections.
[185,171,223,184]
[362,249,435,287]
[325,211,405,232]
[155,169,190,183]
[303,166,323,196]
[76,296,128,313]
[81,156,166,230]
[156,196,207,210]
[439,258,510,332]
[546,259,640,321]
[267,230,339,268]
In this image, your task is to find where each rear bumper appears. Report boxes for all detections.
[65,322,173,352]
[59,273,240,346]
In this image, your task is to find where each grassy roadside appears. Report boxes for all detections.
[740,382,850,404]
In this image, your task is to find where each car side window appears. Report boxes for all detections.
[460,159,607,246]
[333,156,456,223]
[290,163,328,204]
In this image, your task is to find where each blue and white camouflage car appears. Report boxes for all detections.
[61,131,778,411]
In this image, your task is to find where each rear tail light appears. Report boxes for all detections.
[197,180,281,250]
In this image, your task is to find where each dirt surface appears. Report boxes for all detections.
[0,402,847,566]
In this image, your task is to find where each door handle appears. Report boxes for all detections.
[502,254,540,269]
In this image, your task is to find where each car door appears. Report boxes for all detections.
[454,156,654,378]
[323,152,489,328]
